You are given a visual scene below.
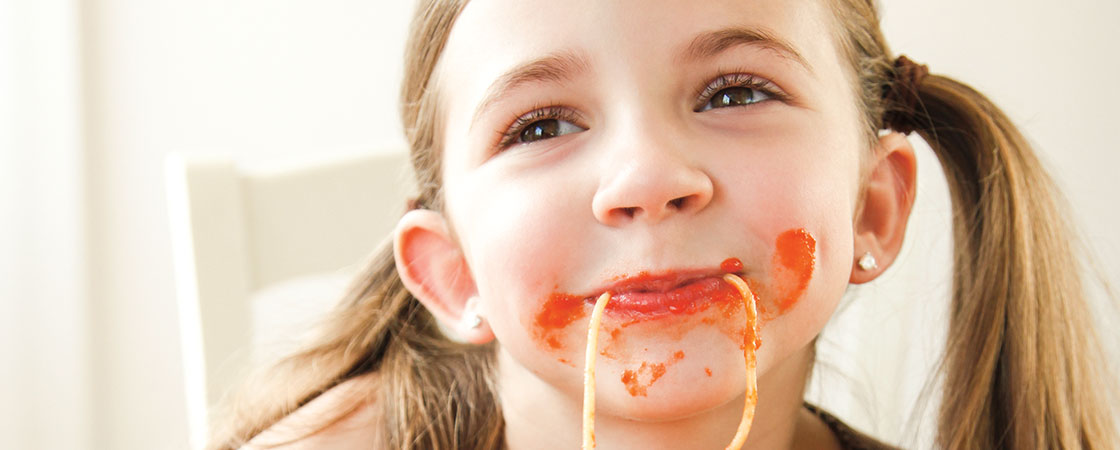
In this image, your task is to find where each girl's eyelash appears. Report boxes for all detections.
[693,73,788,112]
[497,105,583,150]
[493,73,783,150]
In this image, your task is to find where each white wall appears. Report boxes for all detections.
[1,0,1116,448]
[80,0,415,448]
[1,1,90,449]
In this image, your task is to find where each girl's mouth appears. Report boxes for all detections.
[585,261,743,321]
[532,259,746,350]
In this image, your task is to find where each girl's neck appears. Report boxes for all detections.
[498,345,828,450]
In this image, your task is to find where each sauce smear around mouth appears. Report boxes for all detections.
[536,293,588,350]
[533,260,745,352]
[721,257,743,273]
[531,223,817,354]
[620,350,686,397]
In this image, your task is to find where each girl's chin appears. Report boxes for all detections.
[589,324,750,422]
[594,372,746,422]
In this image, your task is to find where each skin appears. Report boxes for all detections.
[393,0,918,448]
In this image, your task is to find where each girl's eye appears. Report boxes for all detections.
[519,118,584,143]
[694,74,785,113]
[701,86,770,111]
[498,106,587,149]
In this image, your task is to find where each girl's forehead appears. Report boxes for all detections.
[430,0,846,148]
[434,0,843,117]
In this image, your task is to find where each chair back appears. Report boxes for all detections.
[165,150,413,448]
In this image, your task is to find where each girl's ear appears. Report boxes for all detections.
[393,209,494,344]
[850,132,918,284]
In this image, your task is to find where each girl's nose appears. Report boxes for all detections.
[591,141,714,227]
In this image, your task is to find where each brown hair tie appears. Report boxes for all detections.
[882,55,929,134]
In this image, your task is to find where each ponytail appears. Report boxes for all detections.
[902,73,1116,448]
[829,2,1114,445]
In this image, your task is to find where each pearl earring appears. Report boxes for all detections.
[464,312,482,329]
[858,252,878,271]
[462,296,483,330]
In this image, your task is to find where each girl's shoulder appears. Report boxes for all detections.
[242,372,382,449]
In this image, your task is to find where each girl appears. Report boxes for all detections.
[212,0,1116,448]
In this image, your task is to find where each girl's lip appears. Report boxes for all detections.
[583,268,743,319]
[594,269,720,295]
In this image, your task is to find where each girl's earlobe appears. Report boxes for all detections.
[455,295,497,344]
[461,296,484,330]
[393,209,496,344]
[850,132,918,284]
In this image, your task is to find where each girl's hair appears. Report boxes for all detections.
[830,1,1115,447]
[209,0,1116,448]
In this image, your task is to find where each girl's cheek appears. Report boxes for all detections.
[745,228,817,320]
[461,185,584,334]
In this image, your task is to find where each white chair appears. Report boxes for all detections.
[165,149,414,449]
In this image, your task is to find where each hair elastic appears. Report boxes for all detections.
[882,55,930,134]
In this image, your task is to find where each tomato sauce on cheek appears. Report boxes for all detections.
[747,228,817,317]
[772,228,816,312]
[534,293,588,351]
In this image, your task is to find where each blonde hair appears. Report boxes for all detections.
[210,1,1116,448]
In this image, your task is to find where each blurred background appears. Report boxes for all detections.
[1,0,1117,448]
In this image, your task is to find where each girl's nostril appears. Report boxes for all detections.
[621,207,638,218]
[669,196,687,209]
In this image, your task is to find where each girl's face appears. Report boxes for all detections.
[433,0,865,421]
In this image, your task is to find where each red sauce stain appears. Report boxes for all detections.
[771,228,816,313]
[537,293,586,328]
[620,351,686,397]
[534,293,587,350]
[530,228,811,355]
[598,324,624,359]
[704,367,712,377]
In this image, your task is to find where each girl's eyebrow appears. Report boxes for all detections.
[469,27,807,130]
[471,50,591,129]
[677,26,812,74]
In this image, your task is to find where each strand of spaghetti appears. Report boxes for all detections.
[722,274,759,450]
[581,292,612,449]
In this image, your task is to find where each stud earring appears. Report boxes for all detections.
[858,252,878,271]
[464,312,483,329]
[462,296,484,330]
